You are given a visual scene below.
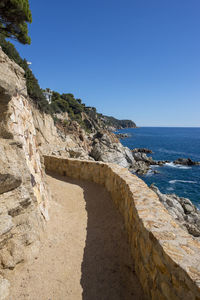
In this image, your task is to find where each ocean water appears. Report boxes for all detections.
[117,127,200,207]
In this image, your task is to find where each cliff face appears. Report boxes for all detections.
[1,45,200,300]
[33,110,93,160]
[31,103,137,169]
[0,49,49,291]
[0,49,137,296]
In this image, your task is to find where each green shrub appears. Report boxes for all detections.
[0,34,49,112]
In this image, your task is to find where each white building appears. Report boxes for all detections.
[43,89,53,103]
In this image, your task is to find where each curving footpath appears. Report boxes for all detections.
[43,156,200,300]
[6,173,145,300]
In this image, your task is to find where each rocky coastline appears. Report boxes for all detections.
[33,110,200,241]
[0,45,199,273]
[1,36,200,299]
[151,184,200,238]
[93,131,200,239]
[173,158,200,166]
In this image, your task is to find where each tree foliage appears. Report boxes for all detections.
[0,34,50,112]
[0,0,32,44]
[50,92,84,120]
[102,116,136,129]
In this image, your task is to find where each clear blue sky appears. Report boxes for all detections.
[13,0,200,126]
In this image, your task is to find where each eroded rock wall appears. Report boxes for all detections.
[0,49,49,296]
[32,108,95,160]
[7,94,49,218]
[44,156,200,300]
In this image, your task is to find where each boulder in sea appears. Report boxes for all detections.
[132,152,158,165]
[173,158,200,166]
[115,133,130,139]
[132,148,153,154]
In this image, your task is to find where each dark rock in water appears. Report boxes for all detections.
[0,174,22,194]
[132,152,154,164]
[130,161,150,175]
[132,148,153,154]
[173,158,200,166]
[152,170,160,174]
[150,184,200,238]
[115,133,130,139]
[130,151,170,174]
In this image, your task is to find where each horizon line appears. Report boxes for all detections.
[135,125,200,128]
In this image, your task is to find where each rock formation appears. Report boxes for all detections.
[115,133,130,139]
[0,47,141,298]
[173,158,200,166]
[1,46,200,299]
[33,110,93,160]
[90,131,135,168]
[151,184,200,238]
[0,49,139,291]
[0,49,49,297]
[132,148,153,154]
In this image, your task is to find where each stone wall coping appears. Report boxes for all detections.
[44,155,200,299]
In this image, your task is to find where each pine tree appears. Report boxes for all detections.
[0,0,32,44]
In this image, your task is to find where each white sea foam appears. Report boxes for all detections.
[166,187,174,191]
[196,204,200,211]
[146,170,153,176]
[169,180,197,184]
[151,165,160,168]
[165,162,191,169]
[146,166,161,176]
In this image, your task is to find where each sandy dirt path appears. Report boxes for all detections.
[6,173,145,300]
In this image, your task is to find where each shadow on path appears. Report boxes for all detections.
[48,172,145,300]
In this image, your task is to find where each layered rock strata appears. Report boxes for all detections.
[1,46,200,299]
[0,48,140,298]
[90,131,135,168]
[0,49,49,298]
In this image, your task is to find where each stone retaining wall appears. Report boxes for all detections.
[44,155,200,300]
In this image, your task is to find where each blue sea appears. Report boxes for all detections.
[117,127,200,208]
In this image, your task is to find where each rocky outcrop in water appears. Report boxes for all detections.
[151,184,200,238]
[1,44,200,299]
[173,158,200,166]
[132,148,153,154]
[132,152,155,165]
[130,150,168,174]
[115,133,130,139]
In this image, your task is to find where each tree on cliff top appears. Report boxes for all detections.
[0,0,32,44]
